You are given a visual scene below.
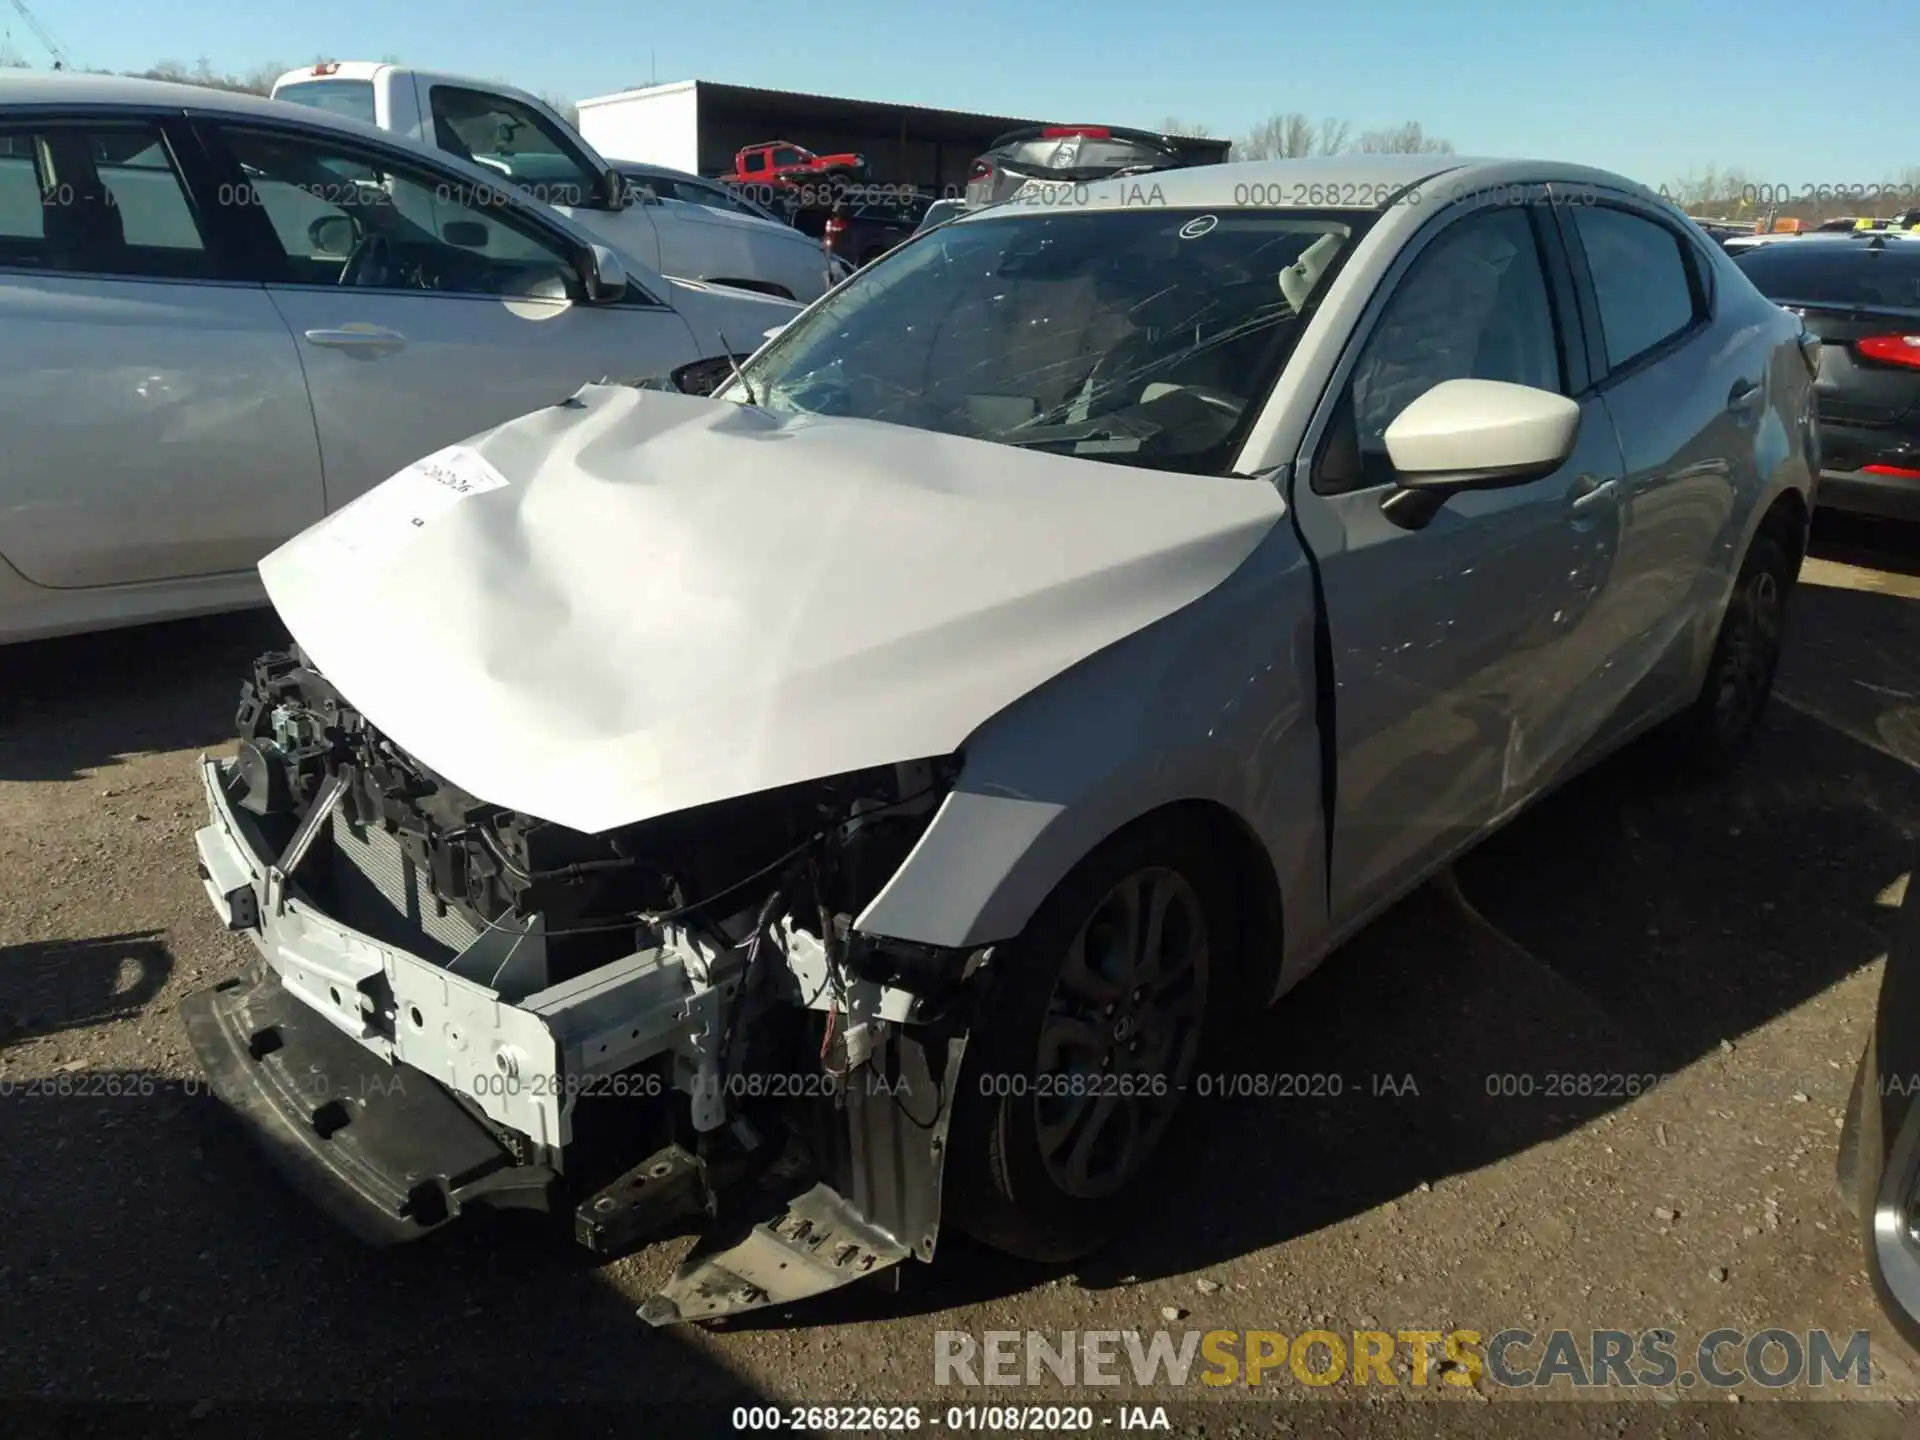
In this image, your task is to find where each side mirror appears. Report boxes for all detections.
[582,243,628,304]
[603,168,635,210]
[1378,379,1581,530]
[670,354,756,397]
[443,220,489,249]
[309,213,359,256]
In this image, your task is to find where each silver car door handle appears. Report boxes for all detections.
[1727,377,1762,413]
[1569,475,1619,511]
[303,327,407,352]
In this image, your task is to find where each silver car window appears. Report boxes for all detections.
[1350,206,1561,453]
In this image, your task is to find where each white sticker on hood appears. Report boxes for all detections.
[321,446,509,566]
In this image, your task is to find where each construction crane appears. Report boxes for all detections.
[5,0,69,69]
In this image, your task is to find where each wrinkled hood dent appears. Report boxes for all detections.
[259,386,1284,834]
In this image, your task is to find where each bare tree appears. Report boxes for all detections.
[1239,112,1317,160]
[1317,117,1352,156]
[1156,116,1213,138]
[1353,121,1453,155]
[1238,111,1449,160]
[129,55,284,94]
[0,39,31,68]
[537,92,581,128]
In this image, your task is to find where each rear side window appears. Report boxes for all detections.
[273,80,378,127]
[1568,206,1699,371]
[0,123,213,279]
[1734,244,1920,310]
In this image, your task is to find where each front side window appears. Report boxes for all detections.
[217,127,584,300]
[427,86,600,210]
[0,122,212,279]
[772,147,806,169]
[735,207,1361,475]
[1568,206,1699,372]
[1320,206,1561,494]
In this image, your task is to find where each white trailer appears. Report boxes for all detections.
[575,78,1041,193]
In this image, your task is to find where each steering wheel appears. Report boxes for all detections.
[337,233,397,288]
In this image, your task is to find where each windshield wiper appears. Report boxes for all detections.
[999,414,1160,449]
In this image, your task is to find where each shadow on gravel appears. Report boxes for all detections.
[0,932,173,1044]
[751,545,1920,1326]
[0,1067,773,1417]
[0,609,288,784]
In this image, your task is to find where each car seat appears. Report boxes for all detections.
[36,134,127,273]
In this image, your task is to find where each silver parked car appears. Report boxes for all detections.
[184,155,1817,1324]
[0,74,799,644]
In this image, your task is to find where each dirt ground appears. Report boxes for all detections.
[5,514,1920,1436]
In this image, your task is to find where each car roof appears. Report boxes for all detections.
[0,72,637,259]
[943,155,1656,219]
[1,70,406,142]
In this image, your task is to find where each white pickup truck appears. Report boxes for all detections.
[270,62,837,302]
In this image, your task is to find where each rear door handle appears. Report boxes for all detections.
[303,326,407,353]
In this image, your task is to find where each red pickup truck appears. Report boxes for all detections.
[727,141,867,190]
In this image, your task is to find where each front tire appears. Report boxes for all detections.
[947,814,1236,1262]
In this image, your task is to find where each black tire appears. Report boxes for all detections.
[1654,531,1794,778]
[1839,1041,1867,1217]
[946,812,1239,1262]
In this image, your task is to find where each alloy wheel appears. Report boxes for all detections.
[1034,867,1211,1199]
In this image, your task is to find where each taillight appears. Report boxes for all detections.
[968,161,993,182]
[1042,125,1109,139]
[1855,334,1920,368]
[312,61,340,75]
[1863,464,1920,479]
[824,216,846,236]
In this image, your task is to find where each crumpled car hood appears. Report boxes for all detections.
[257,385,1284,834]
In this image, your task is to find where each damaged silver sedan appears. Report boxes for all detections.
[184,155,1819,1324]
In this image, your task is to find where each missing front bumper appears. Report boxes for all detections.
[185,752,972,1321]
[182,963,551,1241]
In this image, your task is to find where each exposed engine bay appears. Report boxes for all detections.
[185,646,983,1324]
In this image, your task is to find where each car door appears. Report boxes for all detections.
[1848,844,1920,1353]
[1291,199,1630,926]
[0,115,322,589]
[1554,194,1746,738]
[192,119,704,513]
[417,79,667,277]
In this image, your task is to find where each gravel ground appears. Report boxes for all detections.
[4,515,1920,1436]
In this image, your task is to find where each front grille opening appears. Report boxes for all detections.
[313,811,483,964]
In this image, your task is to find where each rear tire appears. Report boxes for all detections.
[1653,532,1793,778]
[947,813,1238,1263]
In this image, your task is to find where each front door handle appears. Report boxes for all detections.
[1727,377,1762,414]
[1569,474,1620,512]
[303,326,407,354]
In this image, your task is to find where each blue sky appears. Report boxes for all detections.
[12,0,1918,191]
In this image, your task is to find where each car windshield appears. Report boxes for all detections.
[733,207,1361,474]
[1735,243,1920,310]
[274,79,377,127]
